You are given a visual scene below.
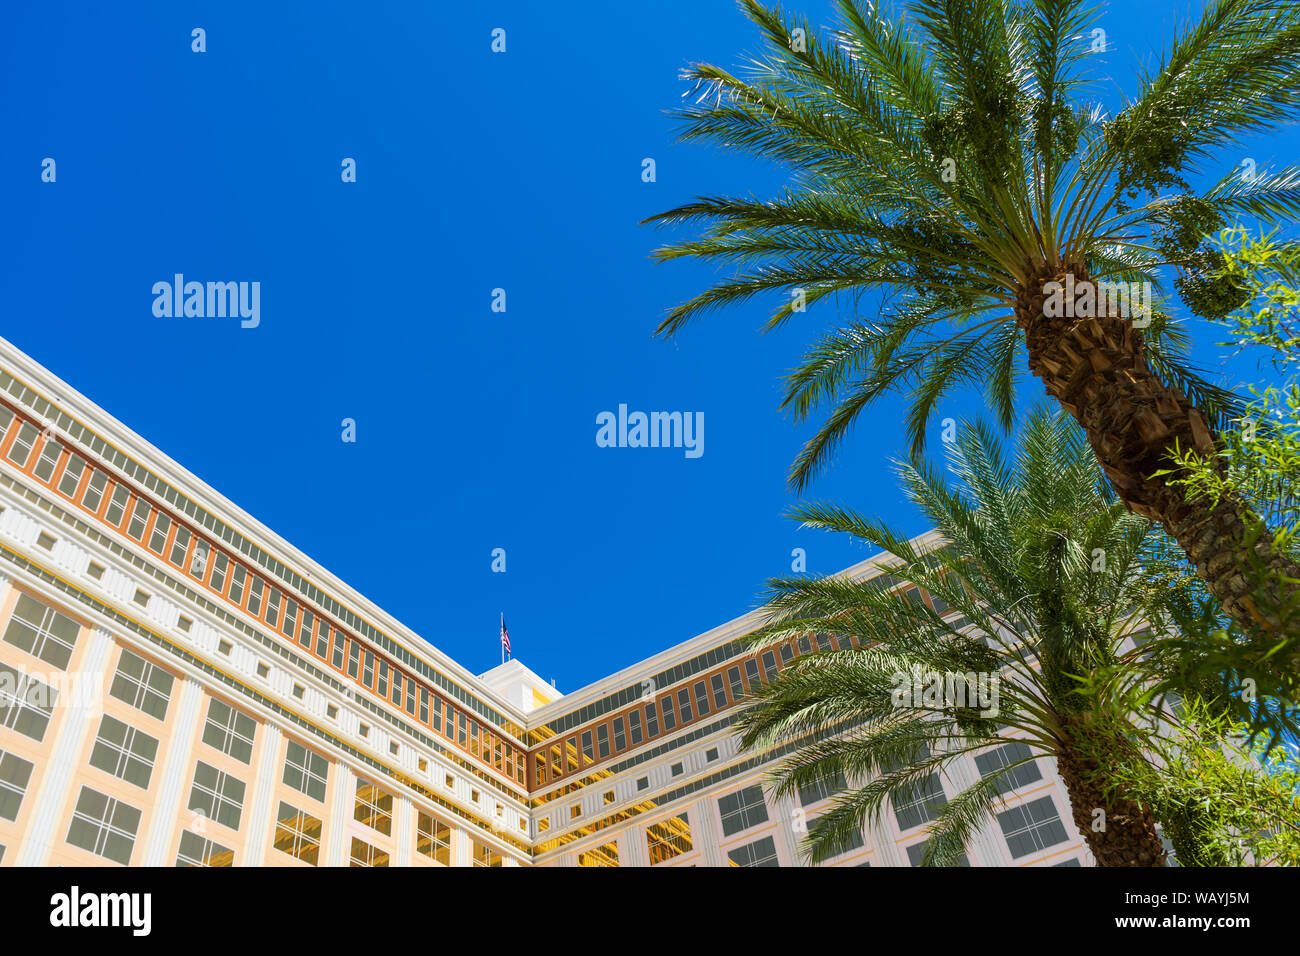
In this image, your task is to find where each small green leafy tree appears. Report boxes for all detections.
[1070,695,1300,866]
[1159,229,1300,672]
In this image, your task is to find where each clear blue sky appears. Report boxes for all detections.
[0,1,1292,691]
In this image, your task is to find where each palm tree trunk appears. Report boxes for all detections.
[1015,261,1300,645]
[1055,732,1167,867]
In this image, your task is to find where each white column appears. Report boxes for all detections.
[18,627,113,865]
[393,795,414,866]
[688,798,726,867]
[326,762,355,866]
[142,677,203,865]
[453,826,471,867]
[241,724,282,865]
[770,791,807,867]
[618,825,649,867]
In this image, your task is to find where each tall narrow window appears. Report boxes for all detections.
[149,512,171,554]
[32,439,62,482]
[104,485,130,527]
[57,454,85,498]
[227,564,246,605]
[7,423,39,467]
[81,470,108,513]
[246,576,263,616]
[209,553,229,595]
[169,526,191,567]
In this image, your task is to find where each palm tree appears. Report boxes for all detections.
[738,407,1184,865]
[644,0,1300,650]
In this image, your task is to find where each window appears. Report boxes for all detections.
[363,651,374,689]
[388,742,398,756]
[893,773,947,831]
[148,512,171,553]
[564,735,576,772]
[314,619,328,658]
[661,696,677,731]
[108,649,173,720]
[87,562,104,580]
[644,702,659,737]
[406,679,416,715]
[612,716,626,752]
[705,746,719,762]
[906,840,970,867]
[0,748,35,821]
[127,498,150,540]
[326,704,337,719]
[0,663,57,741]
[718,785,769,836]
[7,422,39,466]
[646,813,692,865]
[283,599,298,640]
[677,689,696,725]
[81,469,108,512]
[104,485,130,527]
[265,588,281,628]
[1054,858,1082,867]
[272,801,321,865]
[188,761,246,831]
[66,787,140,865]
[728,835,779,868]
[88,715,158,789]
[227,563,246,605]
[349,836,389,867]
[217,640,232,656]
[710,673,728,709]
[727,666,744,700]
[354,780,392,835]
[997,796,1070,859]
[670,761,683,777]
[292,684,304,700]
[761,650,778,681]
[177,616,192,633]
[628,709,643,745]
[471,841,502,867]
[636,776,649,791]
[176,830,233,867]
[3,593,80,669]
[347,642,360,678]
[256,662,269,678]
[416,812,451,864]
[132,588,149,607]
[975,741,1043,797]
[189,540,209,579]
[798,771,847,807]
[419,687,429,723]
[282,740,329,802]
[332,631,345,670]
[581,730,594,763]
[209,553,229,595]
[33,439,62,482]
[808,813,865,856]
[692,683,710,719]
[201,698,256,764]
[246,576,263,616]
[577,842,619,867]
[744,659,762,692]
[780,642,794,663]
[57,454,85,498]
[36,531,55,551]
[169,525,191,567]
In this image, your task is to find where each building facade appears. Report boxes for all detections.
[0,338,1089,867]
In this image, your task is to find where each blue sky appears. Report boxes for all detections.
[1,1,1293,692]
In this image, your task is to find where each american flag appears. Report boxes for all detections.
[500,614,511,657]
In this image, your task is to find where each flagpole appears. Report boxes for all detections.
[500,612,505,664]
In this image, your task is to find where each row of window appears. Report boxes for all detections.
[534,633,862,790]
[0,405,525,784]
